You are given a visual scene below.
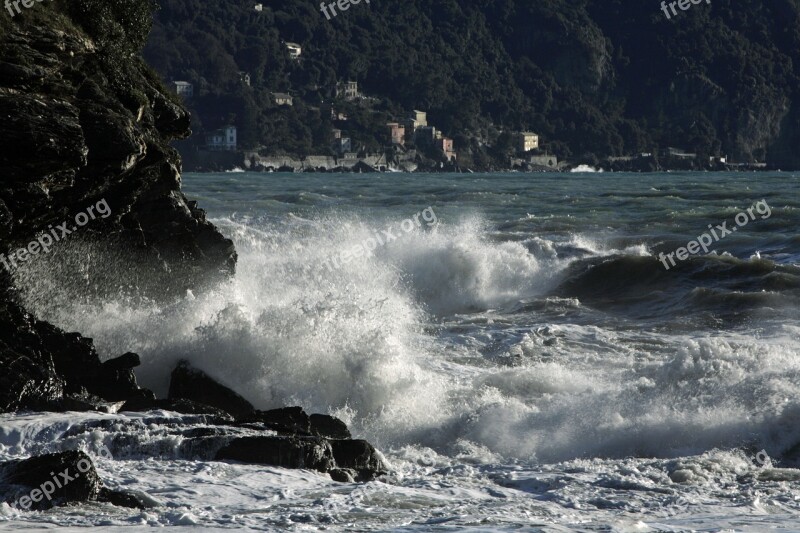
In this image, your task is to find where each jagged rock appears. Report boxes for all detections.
[0,295,154,415]
[48,392,126,414]
[121,397,234,422]
[243,407,311,435]
[88,365,155,403]
[168,360,255,419]
[0,451,102,511]
[215,436,336,472]
[0,9,236,287]
[329,440,389,481]
[329,468,357,483]
[310,414,351,439]
[102,352,141,371]
[0,451,155,511]
[86,352,153,403]
[213,436,387,480]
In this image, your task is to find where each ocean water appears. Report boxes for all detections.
[2,172,800,531]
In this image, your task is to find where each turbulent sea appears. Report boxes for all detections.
[2,172,800,531]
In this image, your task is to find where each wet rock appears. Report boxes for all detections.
[102,352,141,371]
[0,451,157,511]
[310,414,351,439]
[0,17,236,293]
[0,0,235,416]
[48,392,126,414]
[0,451,102,511]
[98,487,154,509]
[330,440,389,481]
[121,397,234,422]
[215,436,336,472]
[244,407,310,434]
[0,297,153,413]
[329,468,357,483]
[168,360,255,419]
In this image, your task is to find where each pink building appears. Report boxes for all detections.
[387,123,406,146]
[438,137,456,161]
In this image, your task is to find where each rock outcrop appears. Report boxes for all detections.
[0,1,387,513]
[0,1,236,299]
[167,361,385,481]
[0,1,234,410]
[0,451,145,511]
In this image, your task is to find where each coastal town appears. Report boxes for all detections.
[171,71,768,173]
[173,70,559,173]
[166,12,770,174]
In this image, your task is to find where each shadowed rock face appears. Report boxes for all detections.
[0,0,236,294]
[0,450,147,511]
[0,2,236,412]
[0,2,388,502]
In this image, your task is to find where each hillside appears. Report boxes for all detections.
[144,0,800,169]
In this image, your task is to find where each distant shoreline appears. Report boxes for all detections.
[184,168,793,175]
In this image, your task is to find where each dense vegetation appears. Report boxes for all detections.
[143,0,800,167]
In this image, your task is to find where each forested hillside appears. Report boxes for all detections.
[144,0,800,167]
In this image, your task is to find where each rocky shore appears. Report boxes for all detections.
[0,0,386,513]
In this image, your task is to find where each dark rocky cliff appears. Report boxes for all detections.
[0,4,387,496]
[0,1,235,411]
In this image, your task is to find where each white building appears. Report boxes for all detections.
[272,92,294,106]
[515,132,539,153]
[336,81,359,100]
[205,126,237,151]
[172,81,194,98]
[285,42,302,60]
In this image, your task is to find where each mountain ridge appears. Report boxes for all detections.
[144,0,800,168]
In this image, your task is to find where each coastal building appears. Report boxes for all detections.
[665,147,696,160]
[404,110,428,139]
[285,42,302,60]
[514,132,539,153]
[334,137,352,155]
[336,81,359,100]
[172,81,194,98]
[387,123,405,146]
[332,128,343,140]
[411,110,427,129]
[437,137,456,161]
[272,92,293,106]
[415,126,437,146]
[205,126,237,151]
[331,108,348,121]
